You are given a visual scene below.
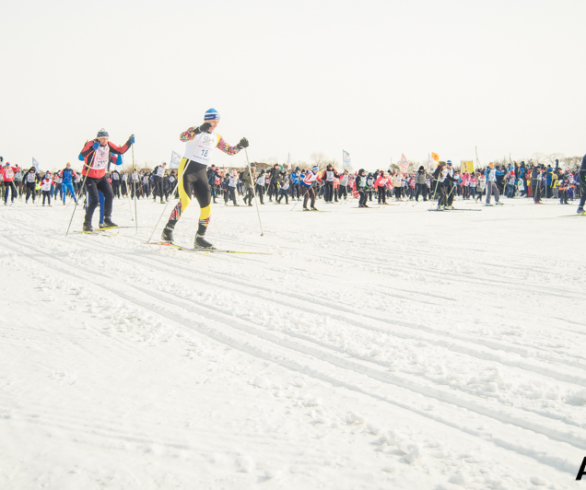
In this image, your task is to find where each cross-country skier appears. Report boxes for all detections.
[59,163,78,205]
[23,168,38,203]
[338,170,350,200]
[160,109,248,248]
[290,167,302,200]
[110,169,121,198]
[530,164,542,204]
[40,174,53,206]
[242,163,256,206]
[414,166,429,201]
[152,162,166,203]
[300,166,319,211]
[322,164,339,203]
[432,162,448,210]
[356,169,368,208]
[79,129,134,231]
[444,160,458,209]
[277,174,290,204]
[1,162,18,205]
[485,162,503,206]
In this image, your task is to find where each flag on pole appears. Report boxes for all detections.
[32,158,40,171]
[399,153,409,173]
[431,152,439,163]
[342,150,351,168]
[286,153,291,170]
[169,151,181,169]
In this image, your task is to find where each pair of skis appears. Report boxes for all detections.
[147,241,273,255]
[428,208,482,212]
[74,225,122,236]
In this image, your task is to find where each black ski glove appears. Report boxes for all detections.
[199,122,212,133]
[237,137,249,149]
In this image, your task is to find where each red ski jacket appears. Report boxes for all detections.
[80,139,131,179]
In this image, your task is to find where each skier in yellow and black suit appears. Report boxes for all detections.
[161,108,249,248]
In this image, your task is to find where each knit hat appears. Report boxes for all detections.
[97,128,109,138]
[447,160,453,166]
[204,108,220,121]
[312,165,318,172]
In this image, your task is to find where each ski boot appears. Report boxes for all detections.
[578,207,585,215]
[161,226,174,242]
[194,233,213,249]
[83,222,93,232]
[311,206,318,211]
[102,217,117,228]
[303,207,309,211]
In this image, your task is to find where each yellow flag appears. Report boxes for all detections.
[461,161,475,173]
[431,152,439,162]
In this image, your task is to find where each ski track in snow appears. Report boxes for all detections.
[0,197,584,489]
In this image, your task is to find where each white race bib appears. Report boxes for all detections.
[93,145,110,170]
[184,132,217,165]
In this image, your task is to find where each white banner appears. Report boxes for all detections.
[170,151,181,169]
[343,150,351,168]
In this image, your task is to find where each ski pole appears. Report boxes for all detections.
[290,195,301,211]
[244,148,264,236]
[65,149,96,235]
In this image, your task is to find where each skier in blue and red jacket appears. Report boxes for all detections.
[79,128,134,231]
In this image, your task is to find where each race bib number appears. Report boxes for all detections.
[184,132,217,165]
[93,146,109,170]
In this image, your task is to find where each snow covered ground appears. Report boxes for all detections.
[1,195,585,490]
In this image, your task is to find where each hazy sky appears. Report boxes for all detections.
[1,0,585,172]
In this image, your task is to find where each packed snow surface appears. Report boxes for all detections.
[1,197,585,489]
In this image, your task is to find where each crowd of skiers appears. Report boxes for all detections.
[199,158,586,212]
[0,160,178,206]
[1,157,585,212]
